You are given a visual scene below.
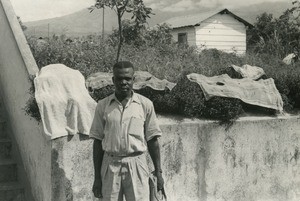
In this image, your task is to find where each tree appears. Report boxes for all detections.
[90,0,153,62]
[292,0,300,20]
[247,13,274,48]
[248,7,300,57]
[109,19,146,47]
[143,23,173,47]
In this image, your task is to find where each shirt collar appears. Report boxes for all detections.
[109,91,141,105]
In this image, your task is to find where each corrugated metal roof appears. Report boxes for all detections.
[163,8,253,29]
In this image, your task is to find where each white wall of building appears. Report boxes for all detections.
[0,1,51,201]
[171,13,248,54]
[195,13,247,54]
[171,26,196,46]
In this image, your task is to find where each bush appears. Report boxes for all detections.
[169,74,244,122]
[27,35,115,77]
[23,80,41,122]
[89,85,115,102]
[26,32,300,123]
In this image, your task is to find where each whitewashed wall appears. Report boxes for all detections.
[195,13,247,54]
[171,26,196,46]
[0,0,51,201]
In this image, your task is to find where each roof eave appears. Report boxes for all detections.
[169,8,254,29]
[220,9,254,28]
[172,25,197,29]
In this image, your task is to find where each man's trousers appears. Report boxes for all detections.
[101,152,150,201]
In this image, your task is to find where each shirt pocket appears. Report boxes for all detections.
[128,117,144,139]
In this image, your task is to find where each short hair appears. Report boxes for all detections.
[113,61,134,71]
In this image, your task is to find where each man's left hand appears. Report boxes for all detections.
[155,171,164,191]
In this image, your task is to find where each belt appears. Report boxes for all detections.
[105,151,144,157]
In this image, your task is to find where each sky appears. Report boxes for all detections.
[10,0,291,22]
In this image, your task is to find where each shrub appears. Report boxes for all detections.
[136,87,177,115]
[26,33,300,123]
[23,80,41,122]
[89,85,115,102]
[169,74,244,122]
[27,35,115,77]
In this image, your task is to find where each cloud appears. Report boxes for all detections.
[11,0,289,21]
[148,0,178,9]
[198,0,222,8]
[144,0,156,3]
[161,0,200,12]
[11,0,95,21]
[151,0,289,12]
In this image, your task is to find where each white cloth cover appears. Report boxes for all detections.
[231,64,265,80]
[85,72,113,90]
[85,71,176,91]
[34,64,97,139]
[187,73,283,111]
[283,53,296,65]
[133,71,176,91]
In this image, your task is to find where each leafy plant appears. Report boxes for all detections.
[26,2,300,122]
[89,0,153,62]
[248,5,300,58]
[23,79,41,122]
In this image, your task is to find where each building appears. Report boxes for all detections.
[164,9,253,55]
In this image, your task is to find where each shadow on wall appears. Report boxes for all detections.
[52,148,73,201]
[51,134,96,201]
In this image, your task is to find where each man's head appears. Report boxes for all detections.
[112,61,135,98]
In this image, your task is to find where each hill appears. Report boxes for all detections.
[24,8,118,37]
[24,1,292,37]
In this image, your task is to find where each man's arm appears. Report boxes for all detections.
[147,136,164,191]
[92,139,104,198]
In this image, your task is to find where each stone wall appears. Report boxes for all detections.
[52,115,300,201]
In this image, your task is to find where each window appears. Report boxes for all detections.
[178,33,187,46]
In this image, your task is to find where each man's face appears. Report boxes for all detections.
[112,67,135,97]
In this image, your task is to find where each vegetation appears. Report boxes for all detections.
[25,3,300,123]
[89,0,152,62]
[247,1,300,58]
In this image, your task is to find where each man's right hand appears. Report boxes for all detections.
[92,178,102,198]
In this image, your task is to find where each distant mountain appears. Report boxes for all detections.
[24,1,292,37]
[24,8,118,37]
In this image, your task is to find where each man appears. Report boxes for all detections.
[90,61,164,201]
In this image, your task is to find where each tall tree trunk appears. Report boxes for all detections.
[116,10,123,63]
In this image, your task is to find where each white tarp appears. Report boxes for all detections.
[231,64,265,80]
[133,71,176,91]
[34,64,97,139]
[283,53,296,65]
[187,73,283,111]
[85,72,113,90]
[86,71,176,91]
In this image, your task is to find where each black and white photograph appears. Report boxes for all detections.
[0,0,299,200]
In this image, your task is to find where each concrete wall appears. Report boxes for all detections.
[52,115,300,201]
[204,116,300,201]
[0,0,51,201]
[52,135,96,201]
